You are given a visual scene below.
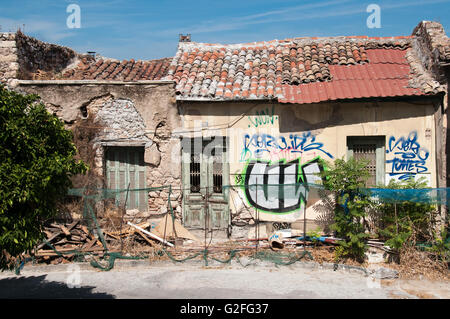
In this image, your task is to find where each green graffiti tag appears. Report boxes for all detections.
[248,105,278,128]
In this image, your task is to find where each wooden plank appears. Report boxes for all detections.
[104,231,120,240]
[43,230,55,238]
[36,246,106,257]
[80,225,89,235]
[38,231,62,250]
[82,238,97,250]
[66,220,80,232]
[37,221,80,250]
[54,238,67,246]
[135,229,154,246]
[60,225,71,236]
[50,223,71,236]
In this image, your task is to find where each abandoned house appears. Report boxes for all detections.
[0,21,449,239]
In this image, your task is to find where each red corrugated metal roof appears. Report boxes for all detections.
[279,49,425,104]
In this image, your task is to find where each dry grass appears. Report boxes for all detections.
[386,246,449,281]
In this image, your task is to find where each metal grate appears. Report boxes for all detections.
[212,148,223,193]
[190,153,201,193]
[353,143,377,187]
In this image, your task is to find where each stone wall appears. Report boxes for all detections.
[412,21,450,191]
[0,33,19,85]
[412,21,450,80]
[16,81,183,219]
[15,31,83,80]
[0,31,90,85]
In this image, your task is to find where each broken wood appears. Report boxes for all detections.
[51,223,71,236]
[135,229,154,246]
[127,221,174,247]
[83,238,98,250]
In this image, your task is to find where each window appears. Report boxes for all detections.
[190,152,201,193]
[105,146,147,210]
[212,147,223,193]
[347,136,385,187]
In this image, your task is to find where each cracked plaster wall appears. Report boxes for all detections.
[17,82,183,217]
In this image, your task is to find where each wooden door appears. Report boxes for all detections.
[182,137,229,230]
[105,146,147,211]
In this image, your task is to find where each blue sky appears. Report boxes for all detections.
[1,0,449,60]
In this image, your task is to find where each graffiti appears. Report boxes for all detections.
[234,174,243,185]
[386,131,429,180]
[273,222,291,230]
[248,106,277,128]
[243,158,323,214]
[240,131,333,162]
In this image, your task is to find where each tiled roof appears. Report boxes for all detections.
[60,57,172,81]
[279,49,425,104]
[166,36,413,100]
[165,35,437,103]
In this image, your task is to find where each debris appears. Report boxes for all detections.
[152,215,199,242]
[36,220,79,250]
[295,236,342,245]
[135,229,155,246]
[127,221,174,247]
[34,220,105,263]
[370,267,399,280]
[106,221,150,237]
[268,232,284,250]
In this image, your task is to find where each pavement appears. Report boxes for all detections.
[0,258,449,299]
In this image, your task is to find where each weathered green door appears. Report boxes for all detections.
[347,136,385,187]
[182,137,229,230]
[105,146,147,211]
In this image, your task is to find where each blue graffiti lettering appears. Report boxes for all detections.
[386,131,429,180]
[240,132,333,162]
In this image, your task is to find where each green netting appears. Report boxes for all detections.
[15,184,318,274]
[16,180,449,275]
[360,187,450,205]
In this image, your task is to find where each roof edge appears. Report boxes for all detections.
[16,80,175,85]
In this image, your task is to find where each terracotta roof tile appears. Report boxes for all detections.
[59,57,172,81]
[166,35,421,101]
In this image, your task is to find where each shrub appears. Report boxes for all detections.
[320,157,371,262]
[376,177,438,252]
[0,85,87,270]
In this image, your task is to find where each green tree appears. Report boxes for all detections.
[0,85,87,270]
[320,157,371,262]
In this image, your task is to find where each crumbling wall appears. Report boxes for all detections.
[412,21,450,81]
[411,21,450,197]
[15,31,82,80]
[16,81,182,220]
[0,33,19,85]
[0,31,90,85]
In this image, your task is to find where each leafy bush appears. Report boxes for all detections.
[376,177,438,252]
[0,85,87,270]
[320,157,371,262]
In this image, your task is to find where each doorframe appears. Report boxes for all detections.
[104,144,148,211]
[346,136,386,186]
[181,136,230,230]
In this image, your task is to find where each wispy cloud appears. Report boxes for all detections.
[158,0,359,35]
[0,16,76,42]
[157,0,450,36]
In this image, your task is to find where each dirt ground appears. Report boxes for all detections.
[0,259,448,299]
